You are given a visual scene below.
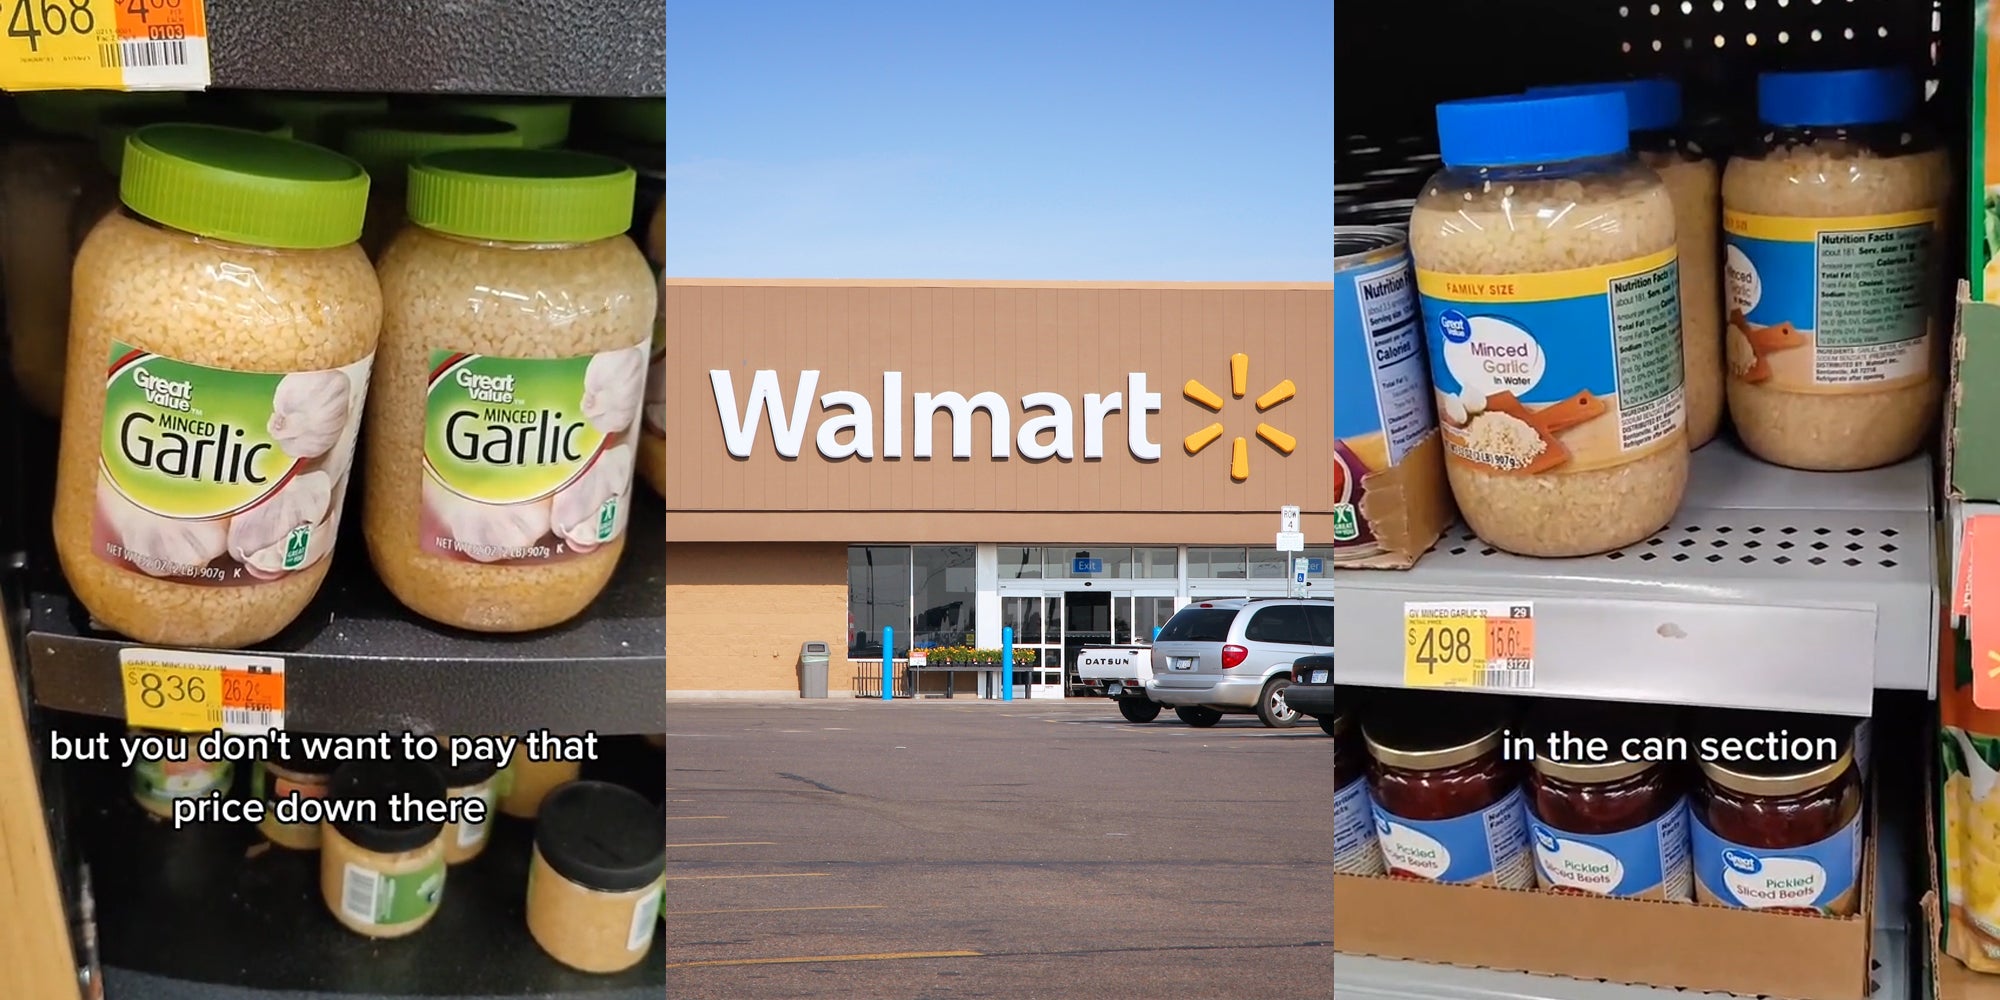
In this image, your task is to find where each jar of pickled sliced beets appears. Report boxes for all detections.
[1523,700,1691,900]
[1689,709,1864,916]
[1362,691,1533,888]
[1332,703,1384,875]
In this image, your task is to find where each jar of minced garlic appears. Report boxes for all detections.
[639,202,666,496]
[237,91,388,147]
[441,756,500,864]
[54,125,381,648]
[5,90,187,419]
[500,756,582,819]
[1410,92,1687,558]
[527,781,664,973]
[254,738,339,850]
[337,112,523,258]
[1531,79,1722,451]
[363,149,657,631]
[1721,68,1948,471]
[129,727,232,819]
[321,759,449,939]
[428,96,574,149]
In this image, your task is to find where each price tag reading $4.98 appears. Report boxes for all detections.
[119,647,284,734]
[1403,601,1535,690]
[0,0,211,92]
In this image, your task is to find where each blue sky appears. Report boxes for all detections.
[665,1,1331,281]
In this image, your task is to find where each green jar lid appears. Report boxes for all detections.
[18,90,188,139]
[239,92,389,144]
[586,98,664,146]
[407,148,636,244]
[120,124,370,250]
[98,108,292,175]
[428,97,572,149]
[338,113,524,186]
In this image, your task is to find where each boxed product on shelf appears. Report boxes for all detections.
[1976,0,2000,302]
[1950,285,2000,502]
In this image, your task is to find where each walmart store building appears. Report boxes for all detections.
[663,280,1332,698]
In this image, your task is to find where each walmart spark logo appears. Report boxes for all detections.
[1182,352,1296,482]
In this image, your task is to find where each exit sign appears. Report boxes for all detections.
[1073,558,1104,574]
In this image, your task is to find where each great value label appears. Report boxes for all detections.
[0,0,210,91]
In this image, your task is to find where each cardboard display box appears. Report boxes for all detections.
[1334,803,1879,999]
[1948,287,2000,503]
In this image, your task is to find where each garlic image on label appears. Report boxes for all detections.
[423,477,555,564]
[227,470,336,580]
[268,369,355,459]
[551,443,635,554]
[96,478,228,578]
[581,345,647,434]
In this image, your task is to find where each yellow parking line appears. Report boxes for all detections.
[667,950,982,969]
[666,842,777,848]
[674,905,886,915]
[664,873,831,881]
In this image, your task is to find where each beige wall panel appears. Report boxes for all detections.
[665,543,849,693]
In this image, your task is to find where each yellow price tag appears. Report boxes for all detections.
[120,659,219,732]
[0,0,210,92]
[1403,601,1535,690]
[118,647,285,733]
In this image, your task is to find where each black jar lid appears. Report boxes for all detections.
[1692,708,1854,796]
[328,760,447,855]
[1360,690,1513,771]
[536,781,666,893]
[1525,699,1680,784]
[264,734,342,777]
[442,756,501,789]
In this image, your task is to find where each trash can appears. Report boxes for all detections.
[799,642,831,699]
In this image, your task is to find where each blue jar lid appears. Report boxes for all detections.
[1528,79,1682,133]
[1435,93,1630,168]
[1757,68,1916,127]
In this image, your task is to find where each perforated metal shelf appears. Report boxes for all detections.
[1332,442,1937,714]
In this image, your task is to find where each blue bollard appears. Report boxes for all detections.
[1002,626,1014,702]
[882,626,894,701]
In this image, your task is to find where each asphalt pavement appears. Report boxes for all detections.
[663,699,1332,1000]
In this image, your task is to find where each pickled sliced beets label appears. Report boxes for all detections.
[1690,808,1862,915]
[1371,784,1535,888]
[1529,797,1691,900]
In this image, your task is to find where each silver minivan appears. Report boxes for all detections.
[1146,598,1335,728]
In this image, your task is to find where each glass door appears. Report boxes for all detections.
[999,593,1062,699]
[1114,591,1180,645]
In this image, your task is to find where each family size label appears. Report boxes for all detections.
[1416,250,1684,476]
[1530,798,1692,899]
[1372,785,1535,888]
[1723,209,1937,393]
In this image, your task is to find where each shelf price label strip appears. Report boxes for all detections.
[118,647,283,734]
[1402,600,1535,690]
[0,0,209,91]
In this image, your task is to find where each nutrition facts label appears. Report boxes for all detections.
[1814,223,1931,385]
[1355,262,1433,465]
[1609,259,1686,451]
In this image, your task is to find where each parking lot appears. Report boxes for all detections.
[663,700,1331,999]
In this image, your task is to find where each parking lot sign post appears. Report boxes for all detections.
[1278,505,1306,598]
[882,627,894,701]
[1002,626,1015,702]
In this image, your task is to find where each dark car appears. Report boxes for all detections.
[1289,654,1335,736]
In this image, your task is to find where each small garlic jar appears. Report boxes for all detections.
[499,757,582,819]
[320,760,448,939]
[441,757,500,864]
[363,149,657,632]
[54,125,381,648]
[237,91,389,147]
[638,202,666,497]
[337,112,524,259]
[254,739,339,850]
[527,781,665,973]
[128,727,231,819]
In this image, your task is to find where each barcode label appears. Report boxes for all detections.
[628,887,663,952]
[223,708,281,731]
[1479,661,1534,689]
[341,864,381,924]
[101,39,187,69]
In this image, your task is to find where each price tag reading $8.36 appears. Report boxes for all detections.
[0,0,211,92]
[1402,601,1535,690]
[119,648,284,735]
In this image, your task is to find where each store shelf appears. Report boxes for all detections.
[1333,442,1938,716]
[57,731,665,998]
[205,1,664,97]
[21,496,666,737]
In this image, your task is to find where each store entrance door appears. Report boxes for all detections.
[1061,591,1112,697]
